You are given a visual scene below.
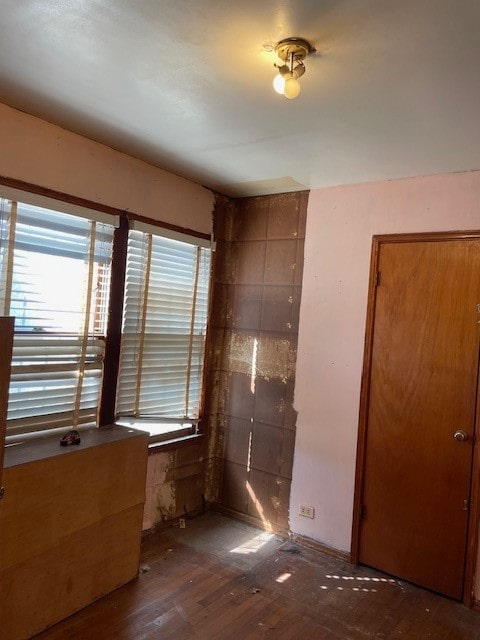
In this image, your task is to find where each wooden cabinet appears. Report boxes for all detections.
[0,425,149,640]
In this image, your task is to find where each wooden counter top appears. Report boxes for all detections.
[4,424,147,468]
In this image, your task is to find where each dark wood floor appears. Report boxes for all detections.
[34,511,480,639]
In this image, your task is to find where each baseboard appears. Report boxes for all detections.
[211,503,352,562]
[211,503,290,538]
[289,532,352,563]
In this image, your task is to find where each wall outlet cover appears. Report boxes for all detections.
[299,504,315,519]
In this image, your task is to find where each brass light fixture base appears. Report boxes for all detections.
[274,37,315,64]
[272,37,315,98]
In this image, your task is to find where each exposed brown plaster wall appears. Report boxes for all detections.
[205,191,308,532]
[143,442,207,530]
[142,191,307,532]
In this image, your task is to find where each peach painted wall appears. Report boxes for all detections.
[0,102,213,233]
[0,102,213,536]
[290,171,480,595]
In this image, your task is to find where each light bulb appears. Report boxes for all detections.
[273,73,285,95]
[284,77,301,99]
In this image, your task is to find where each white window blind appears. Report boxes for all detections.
[116,227,211,423]
[0,197,115,437]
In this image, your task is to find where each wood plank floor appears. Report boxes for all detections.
[34,511,480,639]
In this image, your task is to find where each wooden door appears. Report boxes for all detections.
[0,317,14,488]
[358,239,480,599]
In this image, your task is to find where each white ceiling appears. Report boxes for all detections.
[1,1,480,197]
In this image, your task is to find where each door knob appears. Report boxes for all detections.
[453,429,469,442]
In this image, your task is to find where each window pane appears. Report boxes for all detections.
[116,229,211,423]
[1,197,115,437]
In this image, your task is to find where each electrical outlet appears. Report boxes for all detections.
[299,504,315,519]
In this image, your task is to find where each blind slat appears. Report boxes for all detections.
[1,196,114,437]
[116,229,211,422]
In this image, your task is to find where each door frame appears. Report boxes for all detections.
[351,230,480,607]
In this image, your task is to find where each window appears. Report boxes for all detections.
[115,221,212,441]
[0,186,212,445]
[0,191,116,439]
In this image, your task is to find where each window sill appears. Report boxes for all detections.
[114,419,201,450]
[147,432,204,454]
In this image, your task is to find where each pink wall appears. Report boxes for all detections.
[291,171,480,571]
[0,103,214,233]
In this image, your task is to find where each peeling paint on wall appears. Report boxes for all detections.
[156,481,176,521]
[143,447,207,530]
[226,332,297,381]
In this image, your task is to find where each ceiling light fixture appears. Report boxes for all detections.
[273,37,314,99]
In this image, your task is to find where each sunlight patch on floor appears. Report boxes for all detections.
[317,573,400,594]
[276,572,292,583]
[229,531,275,555]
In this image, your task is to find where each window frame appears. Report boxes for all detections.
[1,189,118,440]
[113,218,213,444]
[0,178,214,447]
